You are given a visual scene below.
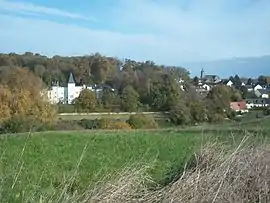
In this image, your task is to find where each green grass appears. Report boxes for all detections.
[1,115,270,202]
[0,130,201,202]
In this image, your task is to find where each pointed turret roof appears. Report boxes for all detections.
[68,72,75,83]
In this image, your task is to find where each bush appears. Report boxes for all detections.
[127,114,159,129]
[57,104,76,113]
[53,120,84,131]
[207,113,225,123]
[227,110,237,120]
[99,118,131,130]
[169,104,191,126]
[79,119,100,129]
[263,107,270,116]
[234,116,243,122]
[0,116,54,134]
[0,117,30,133]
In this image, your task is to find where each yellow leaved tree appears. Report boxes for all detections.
[0,67,56,125]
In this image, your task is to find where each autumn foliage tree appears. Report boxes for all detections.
[0,67,56,127]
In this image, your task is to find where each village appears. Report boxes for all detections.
[192,69,270,113]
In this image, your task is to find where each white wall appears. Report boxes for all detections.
[46,84,104,104]
[254,84,263,90]
[202,84,211,91]
[226,80,233,87]
[67,83,76,104]
[47,86,65,104]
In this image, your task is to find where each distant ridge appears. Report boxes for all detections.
[183,55,270,78]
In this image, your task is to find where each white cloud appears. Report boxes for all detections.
[0,0,97,21]
[0,0,269,66]
[0,14,167,60]
[108,0,270,60]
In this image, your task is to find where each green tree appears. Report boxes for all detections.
[193,76,199,85]
[74,89,97,112]
[205,85,240,120]
[150,74,182,111]
[121,85,141,112]
[258,75,267,86]
[189,101,207,123]
[101,88,120,109]
[233,75,242,89]
[167,66,190,83]
[247,78,252,85]
[169,103,191,125]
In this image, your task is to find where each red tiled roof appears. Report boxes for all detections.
[230,101,247,111]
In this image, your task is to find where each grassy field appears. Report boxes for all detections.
[1,117,270,202]
[1,130,202,202]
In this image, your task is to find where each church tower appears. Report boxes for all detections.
[67,72,75,104]
[200,68,205,79]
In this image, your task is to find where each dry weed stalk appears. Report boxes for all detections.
[82,139,270,203]
[146,140,270,203]
[80,164,153,203]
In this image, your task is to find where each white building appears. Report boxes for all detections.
[47,73,107,104]
[254,84,263,91]
[224,80,233,87]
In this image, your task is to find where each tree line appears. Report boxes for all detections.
[0,52,249,129]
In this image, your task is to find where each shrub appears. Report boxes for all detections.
[207,113,225,123]
[54,120,84,131]
[234,116,242,122]
[99,118,131,130]
[169,104,191,126]
[79,119,100,129]
[263,107,270,116]
[0,117,30,133]
[57,104,76,113]
[127,114,159,129]
[0,116,54,134]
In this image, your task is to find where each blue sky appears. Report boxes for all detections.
[0,0,270,71]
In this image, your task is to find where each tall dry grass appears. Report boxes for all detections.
[77,137,270,203]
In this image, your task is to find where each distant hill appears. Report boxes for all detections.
[183,55,270,78]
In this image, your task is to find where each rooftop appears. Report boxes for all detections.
[68,72,75,83]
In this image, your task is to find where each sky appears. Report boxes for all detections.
[0,0,270,75]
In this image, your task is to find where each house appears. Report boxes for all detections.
[203,75,222,84]
[230,101,248,113]
[202,83,211,91]
[189,86,208,99]
[254,89,269,99]
[245,85,254,92]
[199,69,222,85]
[251,79,259,85]
[47,72,114,104]
[222,79,233,87]
[254,84,263,90]
[240,78,248,86]
[195,87,208,93]
[245,98,269,109]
